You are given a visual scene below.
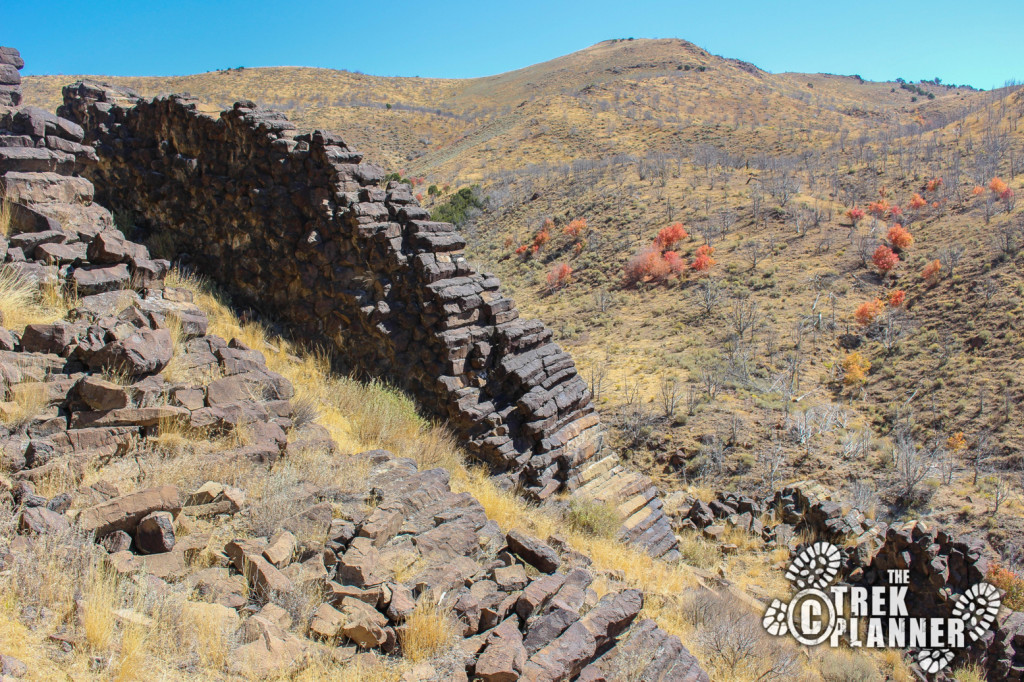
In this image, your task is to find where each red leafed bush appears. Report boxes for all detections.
[854,298,885,326]
[872,245,899,273]
[663,251,685,275]
[547,262,573,290]
[532,229,550,250]
[888,290,906,307]
[654,223,688,250]
[563,217,588,239]
[922,259,942,284]
[846,207,865,225]
[867,199,890,218]
[691,254,715,272]
[909,193,927,209]
[990,177,1009,195]
[515,245,528,255]
[623,247,673,286]
[926,177,943,192]
[887,224,914,250]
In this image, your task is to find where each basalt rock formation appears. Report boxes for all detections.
[58,83,601,503]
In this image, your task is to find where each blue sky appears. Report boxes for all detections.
[3,1,1020,89]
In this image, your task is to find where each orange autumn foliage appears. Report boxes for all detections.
[563,217,588,239]
[887,290,906,307]
[654,223,688,249]
[872,245,899,273]
[989,177,1009,195]
[887,224,914,250]
[909,193,927,209]
[546,262,573,290]
[854,298,885,326]
[922,259,942,284]
[842,351,871,385]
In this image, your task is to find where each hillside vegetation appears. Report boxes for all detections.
[23,36,1024,568]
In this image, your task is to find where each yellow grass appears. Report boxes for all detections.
[0,267,69,331]
[0,199,11,237]
[398,599,459,664]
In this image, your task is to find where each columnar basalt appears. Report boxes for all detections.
[59,82,603,500]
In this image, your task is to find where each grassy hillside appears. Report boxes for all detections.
[22,37,1024,564]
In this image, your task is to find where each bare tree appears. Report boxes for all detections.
[742,240,763,271]
[992,471,1012,515]
[694,278,724,317]
[757,437,787,494]
[972,431,994,486]
[659,376,681,420]
[893,431,938,502]
[939,244,966,278]
[728,297,761,341]
[587,364,607,403]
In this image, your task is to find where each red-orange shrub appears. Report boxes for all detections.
[867,199,891,218]
[624,247,672,286]
[888,290,906,307]
[926,177,943,192]
[909,193,927,210]
[987,564,1024,610]
[887,224,914,250]
[872,245,899,273]
[922,259,942,284]
[564,217,588,239]
[654,223,688,250]
[846,207,865,225]
[854,299,885,326]
[547,262,573,290]
[990,177,1009,195]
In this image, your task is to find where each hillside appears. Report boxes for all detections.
[24,38,1023,558]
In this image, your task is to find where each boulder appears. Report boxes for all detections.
[339,596,389,648]
[134,511,175,554]
[18,506,70,535]
[77,375,130,410]
[77,484,180,536]
[85,328,173,376]
[506,529,561,574]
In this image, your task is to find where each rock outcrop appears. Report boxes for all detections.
[58,82,602,502]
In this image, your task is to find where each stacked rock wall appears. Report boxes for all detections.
[58,83,602,500]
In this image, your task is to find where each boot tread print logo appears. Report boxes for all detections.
[763,541,1002,673]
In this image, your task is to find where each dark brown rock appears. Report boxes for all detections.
[135,511,175,554]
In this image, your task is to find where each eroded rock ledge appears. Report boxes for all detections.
[58,83,601,501]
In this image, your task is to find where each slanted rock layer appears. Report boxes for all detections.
[59,82,602,502]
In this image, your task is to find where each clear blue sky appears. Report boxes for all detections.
[3,0,1020,89]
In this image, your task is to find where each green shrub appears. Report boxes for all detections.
[430,186,484,226]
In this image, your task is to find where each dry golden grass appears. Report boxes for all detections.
[399,599,459,664]
[0,267,70,331]
[0,380,49,428]
[0,199,11,238]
